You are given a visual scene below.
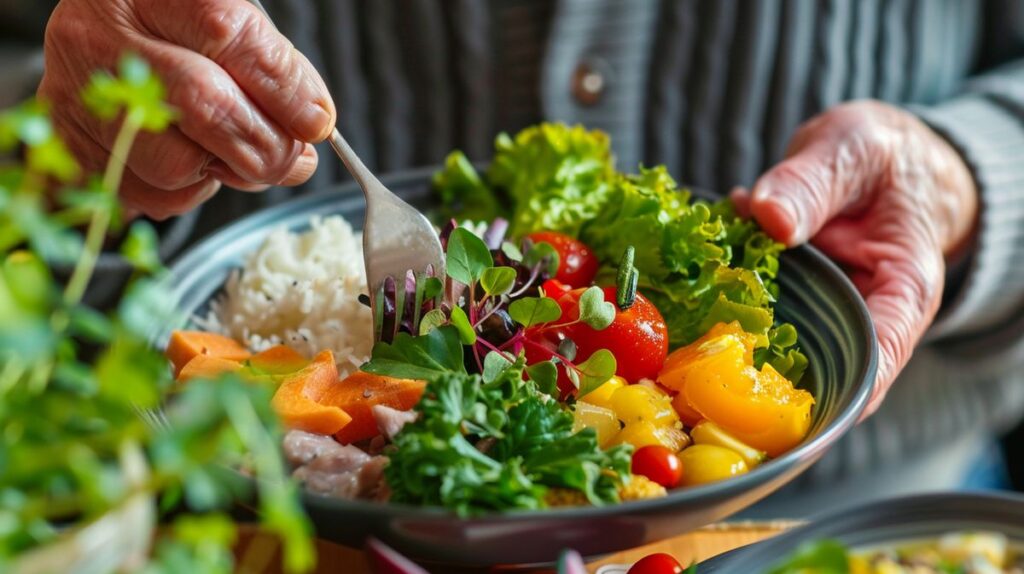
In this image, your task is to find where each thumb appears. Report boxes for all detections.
[748,138,878,246]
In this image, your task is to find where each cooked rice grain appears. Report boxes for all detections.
[203,216,372,378]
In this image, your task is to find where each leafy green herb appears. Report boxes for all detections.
[525,360,559,398]
[449,305,477,345]
[523,239,561,277]
[480,266,517,297]
[509,296,562,328]
[432,150,503,223]
[385,364,631,515]
[364,326,468,380]
[571,350,617,398]
[576,286,615,330]
[446,227,493,285]
[418,308,446,336]
[482,351,514,383]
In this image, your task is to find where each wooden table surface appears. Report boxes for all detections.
[237,522,797,573]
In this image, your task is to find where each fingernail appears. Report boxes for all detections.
[291,102,332,143]
[280,146,318,186]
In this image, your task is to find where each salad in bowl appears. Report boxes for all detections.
[158,123,875,563]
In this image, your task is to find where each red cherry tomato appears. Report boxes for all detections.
[526,231,599,287]
[560,286,668,383]
[627,553,684,574]
[631,445,684,488]
[541,278,572,299]
[523,286,669,397]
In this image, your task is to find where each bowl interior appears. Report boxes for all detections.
[157,169,877,566]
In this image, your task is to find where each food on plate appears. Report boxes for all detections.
[769,533,1023,574]
[166,123,817,515]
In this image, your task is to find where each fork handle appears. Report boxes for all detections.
[327,128,385,195]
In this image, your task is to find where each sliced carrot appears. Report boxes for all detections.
[247,345,309,376]
[271,351,352,435]
[166,330,251,376]
[177,355,245,383]
[320,371,426,444]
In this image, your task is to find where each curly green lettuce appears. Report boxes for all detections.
[433,123,616,237]
[432,123,808,382]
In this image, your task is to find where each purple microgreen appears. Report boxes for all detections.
[508,296,561,328]
[381,275,399,343]
[412,271,427,330]
[372,283,385,341]
[482,351,514,382]
[574,350,617,399]
[523,240,560,277]
[577,286,615,330]
[500,241,523,262]
[615,245,638,310]
[446,227,493,286]
[438,218,458,250]
[525,361,559,398]
[449,306,477,345]
[482,218,509,250]
[480,266,517,297]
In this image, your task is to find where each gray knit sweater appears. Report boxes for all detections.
[4,0,1023,513]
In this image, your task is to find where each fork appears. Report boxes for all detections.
[245,0,446,326]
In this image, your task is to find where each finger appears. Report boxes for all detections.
[729,186,751,218]
[119,170,222,221]
[856,253,944,420]
[209,143,317,191]
[136,0,336,143]
[137,38,305,185]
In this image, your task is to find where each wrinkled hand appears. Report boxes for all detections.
[39,0,336,219]
[732,101,978,417]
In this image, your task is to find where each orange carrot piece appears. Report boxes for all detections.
[166,330,251,376]
[247,345,309,376]
[271,351,352,435]
[177,355,245,383]
[320,371,426,444]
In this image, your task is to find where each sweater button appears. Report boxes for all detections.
[571,60,607,106]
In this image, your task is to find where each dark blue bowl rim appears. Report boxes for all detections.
[697,491,1024,572]
[165,166,879,523]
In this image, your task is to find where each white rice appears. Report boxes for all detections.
[202,215,373,379]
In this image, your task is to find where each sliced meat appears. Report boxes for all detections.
[372,405,417,440]
[282,430,343,466]
[284,430,388,500]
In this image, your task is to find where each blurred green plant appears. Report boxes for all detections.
[0,54,314,573]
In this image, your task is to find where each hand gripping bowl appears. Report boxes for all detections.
[695,492,1024,573]
[155,167,878,568]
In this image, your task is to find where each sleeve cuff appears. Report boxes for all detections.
[913,95,1024,339]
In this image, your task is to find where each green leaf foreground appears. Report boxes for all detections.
[0,53,313,573]
[445,227,493,285]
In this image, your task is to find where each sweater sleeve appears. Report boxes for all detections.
[914,64,1024,340]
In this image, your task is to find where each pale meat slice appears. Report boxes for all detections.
[371,405,418,441]
[282,430,386,499]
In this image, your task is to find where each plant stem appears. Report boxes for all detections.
[63,113,140,306]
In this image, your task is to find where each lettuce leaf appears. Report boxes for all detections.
[487,123,615,237]
[433,123,808,383]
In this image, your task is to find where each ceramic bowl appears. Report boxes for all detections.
[157,167,878,568]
